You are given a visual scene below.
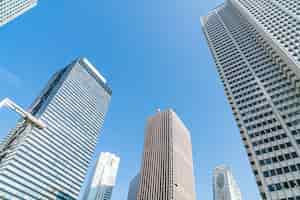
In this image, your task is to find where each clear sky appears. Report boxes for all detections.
[0,0,261,199]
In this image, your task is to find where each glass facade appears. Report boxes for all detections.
[0,57,112,199]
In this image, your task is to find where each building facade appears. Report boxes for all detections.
[213,166,242,200]
[0,57,112,199]
[137,109,196,200]
[127,174,139,200]
[84,152,120,200]
[202,0,300,199]
[0,0,37,26]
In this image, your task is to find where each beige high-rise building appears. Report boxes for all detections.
[137,109,196,200]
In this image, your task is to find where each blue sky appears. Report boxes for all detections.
[0,0,260,199]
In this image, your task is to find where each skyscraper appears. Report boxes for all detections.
[213,165,242,200]
[84,152,120,200]
[0,57,112,199]
[127,174,139,200]
[0,0,37,26]
[137,109,196,200]
[202,0,300,199]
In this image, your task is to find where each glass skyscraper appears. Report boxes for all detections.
[213,166,242,200]
[84,152,120,200]
[202,0,300,199]
[0,57,112,199]
[0,0,38,26]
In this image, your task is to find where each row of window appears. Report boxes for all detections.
[287,119,300,127]
[228,71,252,85]
[214,38,236,53]
[215,44,237,57]
[243,110,272,124]
[267,82,292,94]
[234,88,260,100]
[278,102,300,112]
[252,59,273,70]
[259,151,298,166]
[219,54,242,67]
[248,125,282,139]
[256,142,292,155]
[263,163,300,178]
[212,34,233,47]
[260,72,282,84]
[274,94,300,106]
[234,82,257,98]
[230,77,255,91]
[252,132,286,147]
[218,50,240,63]
[239,98,266,111]
[246,118,277,131]
[253,63,277,75]
[263,76,286,89]
[271,88,296,100]
[251,56,273,70]
[268,179,300,192]
[249,55,270,66]
[241,41,261,56]
[245,50,266,60]
[245,53,269,67]
[240,102,271,116]
[223,61,246,74]
[282,110,300,119]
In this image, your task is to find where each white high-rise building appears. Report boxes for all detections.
[202,0,300,199]
[213,166,242,200]
[0,0,37,26]
[84,152,120,200]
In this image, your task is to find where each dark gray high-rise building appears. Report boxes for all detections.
[0,58,112,199]
[202,0,300,199]
[137,109,196,200]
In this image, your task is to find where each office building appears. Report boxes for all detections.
[84,152,120,200]
[0,0,37,26]
[137,109,196,200]
[127,174,139,200]
[0,57,112,199]
[202,0,300,199]
[213,165,242,200]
